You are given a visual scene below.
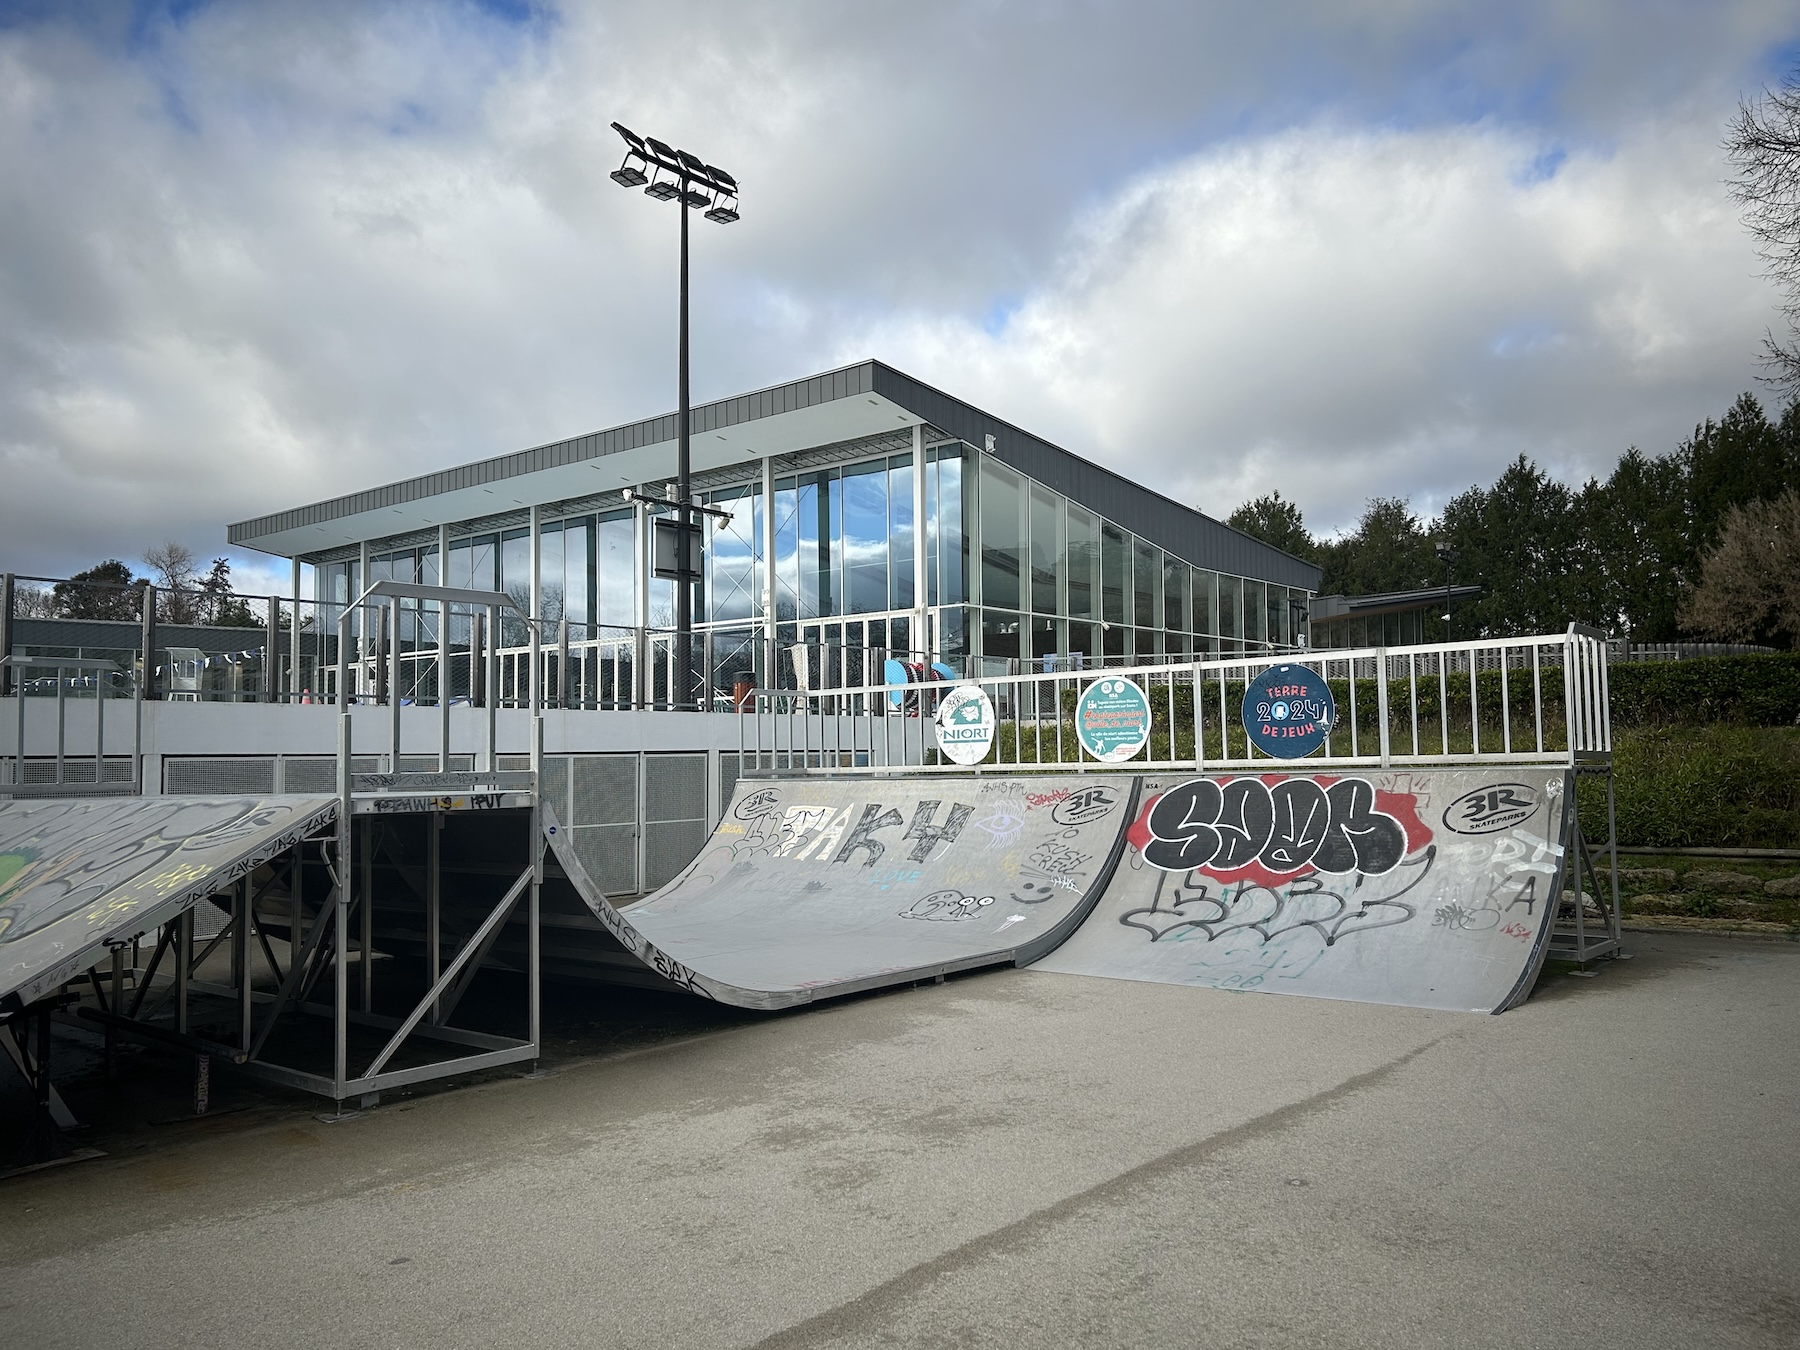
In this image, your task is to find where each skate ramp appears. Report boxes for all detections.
[1030,769,1570,1014]
[545,774,1138,1009]
[0,794,338,1011]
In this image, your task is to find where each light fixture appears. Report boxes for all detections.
[607,119,743,710]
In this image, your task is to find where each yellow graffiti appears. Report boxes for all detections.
[149,861,212,895]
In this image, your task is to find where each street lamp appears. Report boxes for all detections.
[610,121,741,709]
[1434,541,1460,642]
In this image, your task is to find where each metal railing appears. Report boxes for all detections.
[740,626,1612,775]
[2,655,143,795]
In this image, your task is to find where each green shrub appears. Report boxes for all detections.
[1578,725,1800,848]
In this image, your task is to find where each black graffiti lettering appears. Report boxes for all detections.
[903,800,974,862]
[1215,780,1274,870]
[1505,875,1539,914]
[832,804,906,868]
[1313,778,1407,875]
[1144,774,1410,878]
[1265,778,1330,872]
[1142,779,1222,871]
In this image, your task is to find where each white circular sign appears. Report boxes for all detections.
[934,685,996,766]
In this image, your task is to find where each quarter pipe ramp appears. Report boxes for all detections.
[1030,768,1571,1013]
[0,795,338,1011]
[545,774,1138,1009]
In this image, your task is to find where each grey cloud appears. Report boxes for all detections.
[0,0,1794,581]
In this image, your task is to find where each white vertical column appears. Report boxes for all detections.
[762,455,777,685]
[529,503,542,716]
[437,524,450,770]
[633,493,649,706]
[289,557,302,701]
[357,541,370,700]
[912,423,928,662]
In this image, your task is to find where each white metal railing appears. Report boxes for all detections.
[739,626,1611,775]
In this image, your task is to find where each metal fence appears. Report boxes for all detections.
[740,626,1612,774]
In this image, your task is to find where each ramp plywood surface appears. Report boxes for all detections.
[546,775,1138,1009]
[0,794,337,1010]
[1031,769,1570,1013]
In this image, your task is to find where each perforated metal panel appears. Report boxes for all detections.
[573,822,639,897]
[280,756,380,793]
[573,755,637,827]
[399,755,474,773]
[498,754,532,771]
[541,755,570,825]
[643,754,708,891]
[717,753,739,825]
[646,753,706,823]
[165,758,276,795]
[644,818,707,890]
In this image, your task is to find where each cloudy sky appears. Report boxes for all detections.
[1,0,1796,593]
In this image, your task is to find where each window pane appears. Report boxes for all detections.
[981,608,1020,664]
[561,518,592,629]
[841,460,888,615]
[1218,575,1240,644]
[1100,523,1127,624]
[980,458,1023,611]
[1244,579,1266,646]
[1133,539,1159,629]
[795,471,837,618]
[1066,504,1097,619]
[539,523,565,623]
[890,458,915,610]
[1192,569,1217,635]
[1029,483,1061,616]
[1163,556,1188,632]
[773,478,799,622]
[596,513,634,630]
[706,487,757,624]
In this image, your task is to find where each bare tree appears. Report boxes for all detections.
[1727,68,1800,396]
[1679,489,1800,647]
[143,540,199,623]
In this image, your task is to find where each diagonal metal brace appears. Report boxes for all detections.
[361,867,532,1081]
[247,882,342,1062]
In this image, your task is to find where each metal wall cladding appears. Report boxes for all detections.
[573,822,639,898]
[573,754,637,828]
[165,757,276,795]
[280,756,382,793]
[646,752,706,824]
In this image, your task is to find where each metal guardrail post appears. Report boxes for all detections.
[140,585,157,702]
[0,572,11,700]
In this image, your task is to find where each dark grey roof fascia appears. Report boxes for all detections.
[227,362,881,548]
[228,356,1321,591]
[868,363,1322,591]
[1310,585,1483,620]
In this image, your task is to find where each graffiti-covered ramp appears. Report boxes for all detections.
[1030,769,1571,1014]
[0,794,338,1012]
[544,775,1138,1010]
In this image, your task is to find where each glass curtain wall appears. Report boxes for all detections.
[318,437,1306,693]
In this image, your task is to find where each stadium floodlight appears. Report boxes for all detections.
[608,120,743,710]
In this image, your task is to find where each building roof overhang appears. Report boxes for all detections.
[228,360,1324,592]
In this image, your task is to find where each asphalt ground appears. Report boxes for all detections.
[2,930,1796,1349]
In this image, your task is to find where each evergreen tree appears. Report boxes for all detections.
[1225,491,1315,560]
[53,561,142,620]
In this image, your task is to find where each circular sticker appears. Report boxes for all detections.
[1076,677,1152,763]
[934,684,996,765]
[1241,665,1334,759]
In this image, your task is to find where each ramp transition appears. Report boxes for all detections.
[545,775,1138,1009]
[0,794,338,1011]
[1031,768,1571,1013]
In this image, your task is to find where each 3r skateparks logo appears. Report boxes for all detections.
[1441,782,1541,835]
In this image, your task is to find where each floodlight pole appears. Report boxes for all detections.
[677,178,694,710]
[609,122,738,711]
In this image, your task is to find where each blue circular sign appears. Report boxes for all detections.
[1241,665,1334,759]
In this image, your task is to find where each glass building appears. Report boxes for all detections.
[232,363,1322,702]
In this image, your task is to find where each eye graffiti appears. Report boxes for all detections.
[900,890,996,922]
[1141,776,1410,877]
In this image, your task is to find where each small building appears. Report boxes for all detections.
[229,361,1320,700]
[1308,585,1483,649]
